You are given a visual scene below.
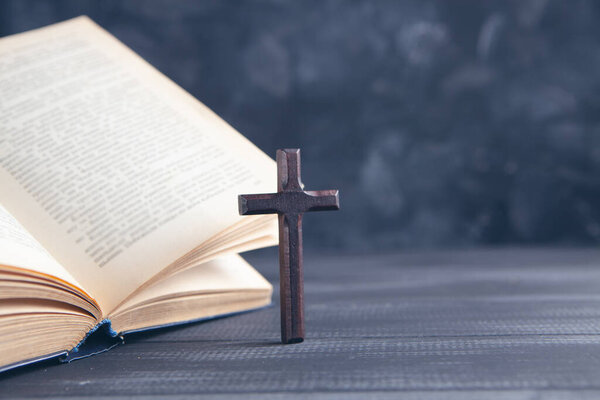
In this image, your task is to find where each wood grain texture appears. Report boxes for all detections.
[239,148,339,343]
[2,248,600,399]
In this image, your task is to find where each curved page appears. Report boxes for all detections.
[0,17,276,313]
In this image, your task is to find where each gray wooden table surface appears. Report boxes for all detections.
[2,248,600,399]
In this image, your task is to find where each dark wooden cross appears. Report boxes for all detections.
[238,149,340,344]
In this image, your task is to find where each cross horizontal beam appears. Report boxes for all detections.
[239,190,339,216]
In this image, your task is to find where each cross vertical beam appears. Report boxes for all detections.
[238,149,339,344]
[279,212,303,343]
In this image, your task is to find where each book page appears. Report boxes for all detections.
[109,254,271,333]
[0,17,276,313]
[110,254,271,318]
[0,203,82,289]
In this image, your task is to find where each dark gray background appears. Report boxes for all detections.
[2,0,599,251]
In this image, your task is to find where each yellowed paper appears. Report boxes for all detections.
[0,17,276,313]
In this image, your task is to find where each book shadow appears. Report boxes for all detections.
[0,356,60,380]
[123,304,279,346]
[125,323,283,347]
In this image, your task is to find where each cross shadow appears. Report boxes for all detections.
[226,340,284,348]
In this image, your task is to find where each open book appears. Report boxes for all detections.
[0,17,278,372]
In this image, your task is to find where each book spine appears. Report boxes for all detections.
[60,319,123,363]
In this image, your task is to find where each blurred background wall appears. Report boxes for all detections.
[2,0,599,251]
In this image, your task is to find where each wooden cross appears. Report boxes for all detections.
[238,149,340,344]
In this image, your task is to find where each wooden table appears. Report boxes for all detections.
[2,248,600,399]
